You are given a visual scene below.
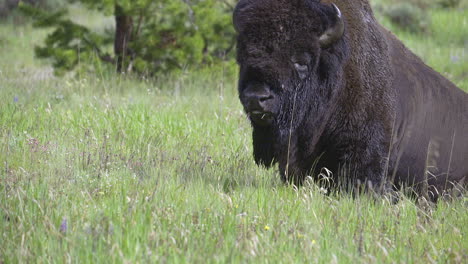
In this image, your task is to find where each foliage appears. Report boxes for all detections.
[0,0,19,18]
[437,0,462,8]
[383,3,429,33]
[20,0,236,76]
[121,0,235,74]
[0,0,64,21]
[19,3,112,76]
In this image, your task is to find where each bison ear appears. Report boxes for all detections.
[319,3,345,48]
[252,125,277,167]
[233,0,253,32]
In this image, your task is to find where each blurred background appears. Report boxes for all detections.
[0,0,466,89]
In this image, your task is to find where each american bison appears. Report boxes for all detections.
[233,0,468,200]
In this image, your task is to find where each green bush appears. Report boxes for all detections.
[0,0,64,20]
[384,3,429,33]
[437,0,461,8]
[20,0,236,76]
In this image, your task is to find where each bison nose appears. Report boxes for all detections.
[245,92,274,111]
[243,86,275,112]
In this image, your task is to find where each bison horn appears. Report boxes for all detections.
[319,3,345,48]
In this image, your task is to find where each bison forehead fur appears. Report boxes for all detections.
[233,0,468,201]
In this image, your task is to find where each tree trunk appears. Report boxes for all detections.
[114,4,133,73]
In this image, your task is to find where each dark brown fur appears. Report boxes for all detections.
[234,0,467,200]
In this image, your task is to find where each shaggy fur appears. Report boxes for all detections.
[234,0,468,200]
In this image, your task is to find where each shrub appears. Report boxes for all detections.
[384,3,430,33]
[20,0,236,76]
[437,0,461,8]
[0,0,63,20]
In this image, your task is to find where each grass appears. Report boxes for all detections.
[1,1,467,263]
[372,0,468,90]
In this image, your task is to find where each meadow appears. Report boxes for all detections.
[1,1,467,263]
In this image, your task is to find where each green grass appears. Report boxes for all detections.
[1,2,467,263]
[372,0,468,90]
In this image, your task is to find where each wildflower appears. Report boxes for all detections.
[264,225,270,231]
[60,218,68,234]
[14,96,18,103]
[311,240,316,245]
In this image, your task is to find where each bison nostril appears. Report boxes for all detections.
[259,95,273,102]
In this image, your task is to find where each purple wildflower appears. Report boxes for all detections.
[60,218,68,234]
[14,96,18,103]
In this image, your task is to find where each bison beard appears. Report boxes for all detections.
[234,0,468,201]
[273,62,345,185]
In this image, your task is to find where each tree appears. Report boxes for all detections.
[20,0,236,75]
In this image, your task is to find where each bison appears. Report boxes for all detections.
[233,0,468,200]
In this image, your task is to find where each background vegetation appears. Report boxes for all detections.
[16,0,236,75]
[1,0,467,262]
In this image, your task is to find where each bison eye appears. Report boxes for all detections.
[294,63,308,72]
[291,52,311,79]
[294,62,309,80]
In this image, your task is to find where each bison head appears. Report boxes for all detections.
[234,0,349,176]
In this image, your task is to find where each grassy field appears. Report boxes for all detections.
[1,1,467,263]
